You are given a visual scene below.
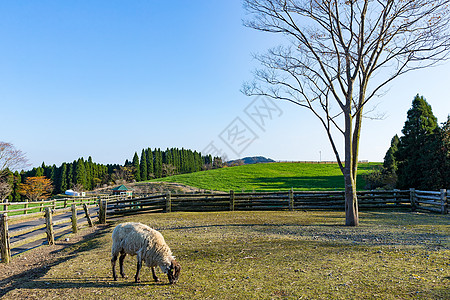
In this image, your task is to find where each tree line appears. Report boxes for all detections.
[366,95,450,191]
[2,147,223,202]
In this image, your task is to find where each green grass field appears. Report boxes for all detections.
[151,162,380,192]
[3,210,448,299]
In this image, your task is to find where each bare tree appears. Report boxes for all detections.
[0,142,28,177]
[243,0,450,226]
[0,180,11,202]
[0,142,29,202]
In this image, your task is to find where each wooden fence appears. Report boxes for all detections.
[412,189,449,214]
[106,189,447,216]
[1,189,447,263]
[0,196,118,263]
[0,195,120,218]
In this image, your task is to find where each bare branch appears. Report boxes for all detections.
[0,142,29,178]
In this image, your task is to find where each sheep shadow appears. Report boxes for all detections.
[17,277,166,290]
[0,224,112,298]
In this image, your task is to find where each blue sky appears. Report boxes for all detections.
[1,1,449,168]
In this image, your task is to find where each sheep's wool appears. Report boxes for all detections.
[112,222,174,272]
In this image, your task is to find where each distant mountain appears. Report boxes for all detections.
[227,156,275,166]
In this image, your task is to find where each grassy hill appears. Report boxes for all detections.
[150,162,380,192]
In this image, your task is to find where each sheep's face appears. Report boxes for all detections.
[167,260,181,284]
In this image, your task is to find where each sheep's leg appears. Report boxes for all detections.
[119,252,127,278]
[111,254,118,281]
[151,267,160,282]
[135,257,142,283]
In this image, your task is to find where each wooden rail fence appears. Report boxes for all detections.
[1,189,448,263]
[0,195,121,217]
[0,196,121,263]
[411,189,449,214]
[106,189,448,216]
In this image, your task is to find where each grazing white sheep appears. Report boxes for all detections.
[111,222,181,284]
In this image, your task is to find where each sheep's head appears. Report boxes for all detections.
[167,260,181,284]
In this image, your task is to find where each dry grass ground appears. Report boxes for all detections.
[1,210,449,299]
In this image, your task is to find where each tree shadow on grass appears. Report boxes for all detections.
[165,220,449,251]
[0,224,112,298]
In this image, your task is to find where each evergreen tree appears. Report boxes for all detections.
[132,152,141,182]
[421,116,450,189]
[42,162,52,179]
[140,149,147,181]
[67,163,73,189]
[34,166,44,177]
[146,148,154,179]
[75,158,87,189]
[86,156,94,190]
[441,116,450,188]
[12,171,21,202]
[50,164,58,194]
[153,149,163,178]
[383,135,399,174]
[60,163,68,192]
[213,156,223,169]
[396,95,438,189]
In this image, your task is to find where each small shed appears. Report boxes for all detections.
[112,184,133,196]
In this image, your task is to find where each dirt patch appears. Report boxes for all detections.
[0,224,110,297]
[93,181,206,195]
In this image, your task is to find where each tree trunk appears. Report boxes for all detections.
[344,171,359,226]
[344,104,359,226]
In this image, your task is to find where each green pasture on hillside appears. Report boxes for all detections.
[151,162,380,192]
[4,210,448,299]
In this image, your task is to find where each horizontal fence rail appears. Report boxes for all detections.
[1,189,447,263]
[412,189,448,214]
[0,195,123,219]
[106,189,440,216]
[0,197,109,263]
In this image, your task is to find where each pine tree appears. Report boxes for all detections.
[140,149,147,181]
[75,158,87,189]
[421,116,450,189]
[441,116,450,187]
[396,95,438,189]
[60,163,68,193]
[86,156,93,190]
[154,149,163,178]
[35,166,44,177]
[12,171,21,202]
[146,148,154,179]
[132,152,141,182]
[50,164,58,194]
[383,135,400,174]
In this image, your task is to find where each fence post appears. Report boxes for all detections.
[0,213,11,263]
[393,189,399,206]
[440,189,448,214]
[98,199,107,224]
[289,188,294,211]
[165,192,172,213]
[23,202,28,215]
[410,188,416,211]
[71,204,78,233]
[230,190,235,211]
[2,200,7,213]
[45,207,55,245]
[83,203,93,227]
